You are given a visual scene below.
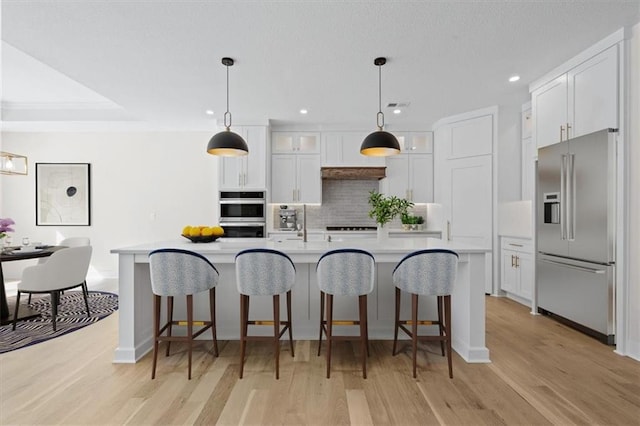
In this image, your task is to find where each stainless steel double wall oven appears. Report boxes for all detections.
[219,191,266,238]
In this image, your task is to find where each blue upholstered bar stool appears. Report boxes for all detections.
[235,248,296,379]
[148,248,220,380]
[392,249,459,378]
[316,249,375,379]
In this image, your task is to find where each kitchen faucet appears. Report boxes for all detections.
[297,204,307,242]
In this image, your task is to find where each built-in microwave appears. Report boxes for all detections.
[219,191,266,222]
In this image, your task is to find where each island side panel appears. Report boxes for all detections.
[451,253,490,363]
[113,253,153,363]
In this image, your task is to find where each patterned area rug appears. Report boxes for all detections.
[0,291,118,354]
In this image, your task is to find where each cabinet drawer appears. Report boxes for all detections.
[501,238,533,253]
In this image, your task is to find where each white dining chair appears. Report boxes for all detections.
[13,246,93,331]
[31,237,91,304]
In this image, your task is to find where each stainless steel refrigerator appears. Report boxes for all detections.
[536,128,616,344]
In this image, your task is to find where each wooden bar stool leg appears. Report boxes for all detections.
[325,294,333,379]
[363,294,370,357]
[392,287,401,356]
[287,289,294,357]
[437,295,445,356]
[273,294,280,379]
[187,294,194,380]
[239,294,247,379]
[209,288,218,357]
[317,291,325,356]
[152,294,161,379]
[359,295,367,379]
[445,295,453,379]
[166,296,174,356]
[412,293,419,379]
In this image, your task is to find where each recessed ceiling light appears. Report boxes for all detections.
[300,109,308,114]
[205,110,214,115]
[393,109,401,114]
[509,75,520,82]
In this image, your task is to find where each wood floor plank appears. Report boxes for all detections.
[346,389,374,425]
[1,297,639,425]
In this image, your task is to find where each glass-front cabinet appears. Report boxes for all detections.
[272,132,320,153]
[394,131,433,153]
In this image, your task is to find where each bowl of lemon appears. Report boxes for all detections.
[181,225,224,243]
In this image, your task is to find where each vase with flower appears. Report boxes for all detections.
[367,191,413,241]
[0,217,15,248]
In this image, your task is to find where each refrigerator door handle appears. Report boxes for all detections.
[568,153,576,241]
[539,258,606,274]
[560,154,567,240]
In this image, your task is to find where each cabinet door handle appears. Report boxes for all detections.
[511,255,515,268]
[244,173,247,186]
[515,256,520,268]
[560,125,565,142]
[447,221,451,241]
[508,243,523,247]
[566,122,571,139]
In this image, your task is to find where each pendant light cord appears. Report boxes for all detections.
[376,63,384,131]
[224,63,232,130]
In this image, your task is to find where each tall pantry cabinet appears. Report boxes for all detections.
[433,107,497,294]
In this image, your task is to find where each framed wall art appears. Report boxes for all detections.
[36,163,91,226]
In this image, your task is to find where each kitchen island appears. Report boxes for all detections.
[111,237,490,364]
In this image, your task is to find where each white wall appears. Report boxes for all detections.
[497,102,526,203]
[626,22,640,360]
[1,131,218,279]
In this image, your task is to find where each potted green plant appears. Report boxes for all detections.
[400,213,425,231]
[368,191,413,239]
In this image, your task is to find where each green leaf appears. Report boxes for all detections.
[368,190,414,226]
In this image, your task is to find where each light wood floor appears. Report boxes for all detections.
[1,296,638,425]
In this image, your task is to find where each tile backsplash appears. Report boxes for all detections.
[272,180,427,230]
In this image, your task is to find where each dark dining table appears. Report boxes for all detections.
[0,245,67,325]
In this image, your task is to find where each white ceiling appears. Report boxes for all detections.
[1,1,639,132]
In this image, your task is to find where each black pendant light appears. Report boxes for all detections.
[207,57,249,156]
[360,57,401,157]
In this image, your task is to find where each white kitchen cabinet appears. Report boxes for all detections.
[436,154,492,248]
[219,126,268,189]
[568,45,618,137]
[434,108,496,294]
[384,154,433,203]
[531,75,567,149]
[394,132,433,153]
[500,237,533,303]
[321,132,385,166]
[272,132,320,153]
[532,45,618,148]
[270,154,321,204]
